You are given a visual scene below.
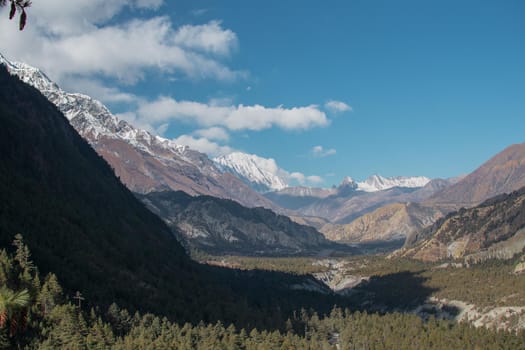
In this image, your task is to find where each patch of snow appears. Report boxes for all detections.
[214,152,288,192]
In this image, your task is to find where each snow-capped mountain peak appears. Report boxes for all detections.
[0,53,193,163]
[214,152,288,192]
[357,175,431,192]
[0,53,59,93]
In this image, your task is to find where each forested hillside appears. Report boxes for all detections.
[1,236,523,349]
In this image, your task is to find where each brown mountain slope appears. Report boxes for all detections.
[427,143,525,209]
[320,203,445,243]
[95,137,279,210]
[399,187,525,262]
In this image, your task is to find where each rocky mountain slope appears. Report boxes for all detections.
[329,143,525,247]
[399,187,525,262]
[270,178,452,244]
[0,53,278,211]
[138,191,340,255]
[320,203,445,243]
[427,143,525,209]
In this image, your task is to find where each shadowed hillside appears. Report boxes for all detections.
[0,67,354,329]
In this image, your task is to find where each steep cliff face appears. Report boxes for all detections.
[399,188,525,262]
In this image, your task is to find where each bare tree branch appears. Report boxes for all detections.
[1,0,31,30]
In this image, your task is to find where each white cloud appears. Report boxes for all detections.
[288,172,324,186]
[173,135,233,157]
[136,96,329,131]
[173,20,238,56]
[28,0,162,36]
[0,2,243,88]
[135,0,163,10]
[194,127,230,141]
[60,77,137,103]
[312,145,337,158]
[324,100,352,113]
[306,175,324,184]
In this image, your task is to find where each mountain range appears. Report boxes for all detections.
[267,177,449,225]
[0,53,445,248]
[3,53,525,258]
[1,53,523,347]
[281,142,525,245]
[0,53,278,211]
[214,151,431,194]
[0,64,353,329]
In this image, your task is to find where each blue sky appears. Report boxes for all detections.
[1,0,524,187]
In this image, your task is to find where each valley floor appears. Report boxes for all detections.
[200,253,525,332]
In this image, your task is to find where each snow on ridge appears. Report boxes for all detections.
[214,152,288,192]
[0,53,196,162]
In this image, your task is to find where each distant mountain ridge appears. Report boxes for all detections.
[427,143,525,209]
[266,176,443,224]
[214,148,430,195]
[0,53,278,211]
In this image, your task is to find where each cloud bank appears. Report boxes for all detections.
[0,1,242,85]
[135,96,329,132]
